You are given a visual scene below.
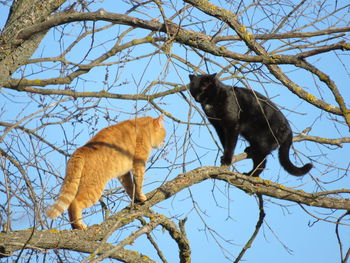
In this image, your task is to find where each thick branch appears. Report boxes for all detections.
[3,35,162,89]
[1,166,349,258]
[3,7,349,118]
[295,59,350,128]
[3,84,186,101]
[213,26,350,42]
[0,0,66,86]
[0,228,155,262]
[6,9,315,65]
[143,166,350,211]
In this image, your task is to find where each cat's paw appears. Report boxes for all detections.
[72,221,87,230]
[136,193,147,203]
[220,155,232,166]
[244,146,251,155]
[244,170,261,177]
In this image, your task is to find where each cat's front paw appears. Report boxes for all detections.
[244,146,251,156]
[220,155,232,166]
[136,193,147,203]
[72,221,87,230]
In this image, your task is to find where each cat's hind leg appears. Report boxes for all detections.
[118,172,135,200]
[68,183,105,229]
[68,199,87,230]
[244,146,252,156]
[244,147,268,177]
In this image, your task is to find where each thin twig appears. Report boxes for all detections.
[234,194,265,263]
[336,211,350,263]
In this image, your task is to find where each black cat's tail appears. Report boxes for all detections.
[278,135,312,176]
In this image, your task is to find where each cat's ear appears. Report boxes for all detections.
[189,74,194,81]
[210,73,217,79]
[154,114,164,127]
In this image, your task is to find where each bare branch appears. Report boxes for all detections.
[234,194,265,263]
[183,0,349,120]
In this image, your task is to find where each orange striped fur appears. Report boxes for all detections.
[47,115,166,230]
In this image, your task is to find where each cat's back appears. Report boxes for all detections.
[233,87,269,107]
[234,87,283,119]
[73,117,147,158]
[90,116,152,142]
[71,117,153,178]
[234,87,291,140]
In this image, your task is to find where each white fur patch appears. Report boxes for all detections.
[204,104,213,111]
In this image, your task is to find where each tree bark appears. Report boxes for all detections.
[0,0,66,86]
[1,166,348,260]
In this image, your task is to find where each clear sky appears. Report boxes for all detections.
[1,1,349,262]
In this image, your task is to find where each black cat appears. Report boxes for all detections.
[188,73,312,177]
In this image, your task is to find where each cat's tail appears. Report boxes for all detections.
[47,155,84,219]
[278,134,312,176]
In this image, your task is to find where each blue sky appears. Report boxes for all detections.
[1,1,350,262]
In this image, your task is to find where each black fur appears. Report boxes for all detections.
[188,73,312,177]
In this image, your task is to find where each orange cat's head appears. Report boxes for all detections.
[151,114,166,148]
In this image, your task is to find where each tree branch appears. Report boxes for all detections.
[2,166,349,258]
[213,26,350,42]
[183,0,349,119]
[89,213,166,263]
[3,84,186,101]
[234,194,265,263]
[294,133,350,147]
[3,6,349,119]
[0,0,66,86]
[0,228,156,262]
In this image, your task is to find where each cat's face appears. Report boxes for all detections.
[188,74,217,102]
[151,115,166,148]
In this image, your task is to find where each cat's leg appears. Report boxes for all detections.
[244,148,268,177]
[118,172,134,200]
[68,183,105,229]
[244,146,252,157]
[68,199,87,230]
[132,158,147,202]
[211,121,226,147]
[221,128,239,166]
[250,156,267,177]
[212,122,231,165]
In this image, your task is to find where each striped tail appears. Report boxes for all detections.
[47,156,84,219]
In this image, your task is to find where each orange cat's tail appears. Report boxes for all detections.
[47,155,84,219]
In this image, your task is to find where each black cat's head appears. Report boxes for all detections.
[188,73,217,102]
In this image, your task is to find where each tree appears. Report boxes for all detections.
[1,0,350,262]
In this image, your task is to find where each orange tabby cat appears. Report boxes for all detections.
[47,115,166,230]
